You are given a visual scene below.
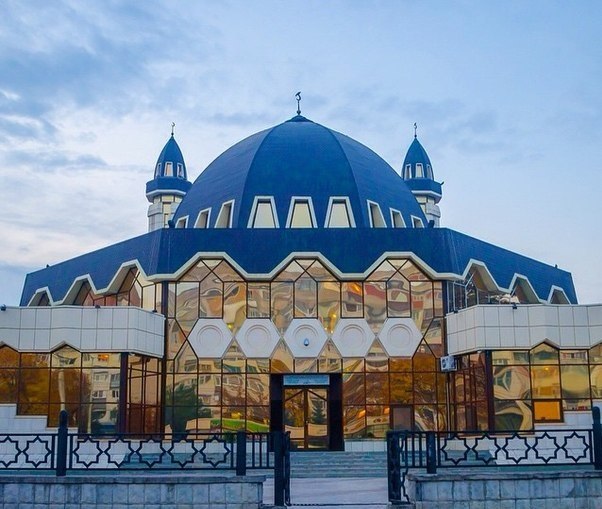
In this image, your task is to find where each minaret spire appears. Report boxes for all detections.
[171,122,175,136]
[295,91,301,115]
[414,122,417,138]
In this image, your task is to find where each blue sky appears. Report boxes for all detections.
[1,0,601,304]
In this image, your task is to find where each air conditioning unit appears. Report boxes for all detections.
[440,355,457,372]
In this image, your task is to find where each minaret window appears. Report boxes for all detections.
[215,200,234,228]
[411,216,424,228]
[426,164,432,179]
[177,163,184,178]
[368,201,386,228]
[155,163,161,178]
[415,163,424,178]
[250,197,278,228]
[405,164,411,179]
[195,208,211,228]
[390,209,405,228]
[326,197,355,228]
[165,162,173,177]
[287,197,316,228]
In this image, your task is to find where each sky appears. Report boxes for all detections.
[0,0,601,305]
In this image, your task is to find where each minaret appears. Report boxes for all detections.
[402,125,443,227]
[145,124,192,232]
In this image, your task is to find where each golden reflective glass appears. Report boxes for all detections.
[318,340,342,373]
[294,358,318,373]
[186,406,221,433]
[366,373,389,404]
[181,261,211,282]
[414,405,437,431]
[531,366,561,398]
[173,342,198,373]
[343,372,365,405]
[366,405,389,438]
[141,284,156,311]
[364,281,387,333]
[271,341,294,373]
[493,365,531,400]
[197,373,221,406]
[414,372,437,403]
[387,275,410,318]
[454,373,466,403]
[0,346,19,367]
[214,261,243,282]
[413,344,436,372]
[200,276,223,318]
[129,281,143,307]
[590,344,602,364]
[82,352,121,368]
[390,372,412,404]
[222,374,245,406]
[365,341,388,372]
[341,282,363,318]
[399,260,428,281]
[563,399,591,411]
[51,346,81,368]
[0,365,18,402]
[247,406,270,432]
[533,400,562,422]
[48,402,80,427]
[343,406,366,438]
[530,343,559,364]
[224,282,246,332]
[494,400,533,431]
[390,358,412,371]
[275,261,304,281]
[591,365,602,398]
[19,368,50,410]
[318,281,340,334]
[433,282,444,317]
[271,281,293,333]
[492,350,529,365]
[176,282,199,321]
[222,406,246,431]
[199,359,221,373]
[294,275,317,317]
[50,369,81,403]
[307,260,335,281]
[411,281,433,332]
[246,373,270,405]
[423,320,443,357]
[561,365,590,399]
[172,374,198,406]
[167,283,176,317]
[247,283,271,318]
[369,261,396,281]
[560,350,588,364]
[343,358,364,373]
[145,374,159,405]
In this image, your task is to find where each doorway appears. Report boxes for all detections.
[284,387,329,449]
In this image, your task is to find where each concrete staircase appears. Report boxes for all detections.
[289,451,387,478]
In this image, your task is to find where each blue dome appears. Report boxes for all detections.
[146,135,191,198]
[174,115,426,228]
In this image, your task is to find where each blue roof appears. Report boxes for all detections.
[403,137,435,180]
[146,135,191,196]
[21,227,577,305]
[173,115,427,228]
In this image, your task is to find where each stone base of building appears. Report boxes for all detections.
[406,469,602,508]
[0,473,264,509]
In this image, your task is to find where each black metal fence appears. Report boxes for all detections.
[387,407,602,505]
[0,411,291,506]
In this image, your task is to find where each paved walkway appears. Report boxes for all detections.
[263,476,389,508]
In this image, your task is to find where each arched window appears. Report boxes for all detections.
[368,201,386,228]
[325,197,355,228]
[287,197,316,228]
[249,197,278,228]
[215,200,234,228]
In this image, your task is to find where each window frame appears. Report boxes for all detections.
[367,200,387,228]
[248,196,279,228]
[215,200,235,228]
[325,196,356,228]
[286,196,317,228]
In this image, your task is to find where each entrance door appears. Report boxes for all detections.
[284,387,329,449]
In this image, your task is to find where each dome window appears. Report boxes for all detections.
[249,197,278,228]
[390,209,406,228]
[287,197,317,228]
[215,200,234,228]
[367,201,386,228]
[326,197,355,228]
[415,163,424,178]
[175,216,188,228]
[165,162,173,177]
[411,216,424,228]
[195,208,211,228]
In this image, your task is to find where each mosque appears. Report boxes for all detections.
[1,105,601,450]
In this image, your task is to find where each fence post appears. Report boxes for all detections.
[56,410,68,477]
[426,431,437,474]
[593,406,602,470]
[274,431,285,507]
[386,431,402,503]
[236,431,247,476]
